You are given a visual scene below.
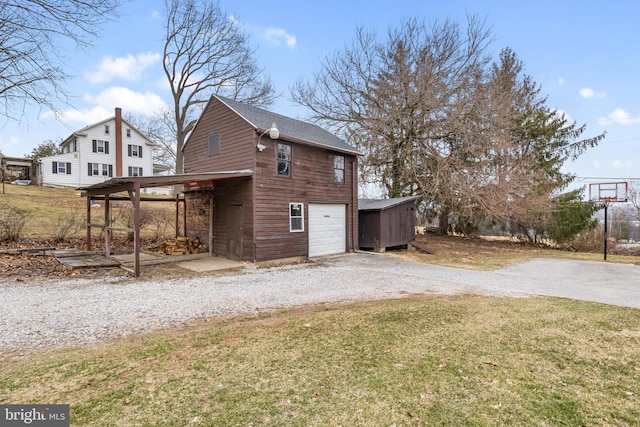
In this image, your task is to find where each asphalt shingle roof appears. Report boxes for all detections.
[215,95,361,155]
[358,196,418,211]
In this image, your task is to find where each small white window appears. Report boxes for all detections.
[289,203,304,232]
[334,155,345,183]
[104,124,110,135]
[126,128,131,138]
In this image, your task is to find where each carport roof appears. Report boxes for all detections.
[80,170,253,196]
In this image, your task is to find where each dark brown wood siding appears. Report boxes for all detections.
[183,98,255,173]
[253,141,358,261]
[359,200,416,249]
[213,177,253,260]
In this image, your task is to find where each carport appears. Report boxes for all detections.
[81,170,252,276]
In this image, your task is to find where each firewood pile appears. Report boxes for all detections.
[151,237,203,255]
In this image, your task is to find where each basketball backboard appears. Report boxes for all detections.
[588,182,628,203]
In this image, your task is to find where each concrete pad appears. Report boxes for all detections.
[111,252,164,264]
[177,257,245,272]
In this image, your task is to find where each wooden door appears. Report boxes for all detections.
[228,204,243,260]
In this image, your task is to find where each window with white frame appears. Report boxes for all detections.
[277,143,291,177]
[334,155,345,183]
[128,166,143,177]
[289,203,304,232]
[52,161,71,175]
[104,124,110,135]
[101,164,111,176]
[128,144,142,158]
[92,139,109,154]
[126,128,131,138]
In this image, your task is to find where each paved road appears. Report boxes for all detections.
[326,253,640,308]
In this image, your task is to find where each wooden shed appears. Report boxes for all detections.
[358,196,417,250]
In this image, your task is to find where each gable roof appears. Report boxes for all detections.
[60,112,155,148]
[205,95,361,156]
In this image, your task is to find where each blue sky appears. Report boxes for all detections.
[1,0,638,195]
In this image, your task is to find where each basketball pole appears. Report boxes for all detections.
[603,202,608,261]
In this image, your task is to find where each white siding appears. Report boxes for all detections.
[39,115,155,187]
[39,153,80,187]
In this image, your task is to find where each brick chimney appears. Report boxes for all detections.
[115,107,123,177]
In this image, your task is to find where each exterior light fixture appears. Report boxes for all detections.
[257,123,279,151]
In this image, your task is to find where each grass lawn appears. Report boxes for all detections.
[2,296,639,426]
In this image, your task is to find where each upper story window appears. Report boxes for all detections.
[72,139,77,152]
[104,124,110,135]
[277,142,291,177]
[92,139,109,154]
[126,128,131,138]
[334,155,345,183]
[128,144,142,158]
[208,133,221,157]
[128,166,143,177]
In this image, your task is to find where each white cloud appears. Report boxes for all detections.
[85,52,161,84]
[264,27,297,49]
[598,108,640,125]
[579,87,606,99]
[55,87,168,125]
[592,160,601,168]
[151,10,159,19]
[557,77,565,86]
[611,160,633,169]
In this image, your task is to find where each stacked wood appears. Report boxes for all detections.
[152,237,203,255]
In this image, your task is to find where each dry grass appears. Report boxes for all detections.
[1,297,639,426]
[389,233,640,270]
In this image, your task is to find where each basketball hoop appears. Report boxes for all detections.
[588,181,628,261]
[589,181,628,204]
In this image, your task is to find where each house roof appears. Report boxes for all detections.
[211,95,361,156]
[60,111,155,148]
[358,196,418,211]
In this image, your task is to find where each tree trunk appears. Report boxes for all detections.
[438,209,449,235]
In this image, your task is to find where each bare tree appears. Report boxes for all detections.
[628,180,640,221]
[163,0,275,174]
[0,0,121,121]
[124,111,177,173]
[292,16,494,232]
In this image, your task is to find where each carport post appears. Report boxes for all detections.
[133,182,141,277]
[104,194,111,257]
[86,196,92,251]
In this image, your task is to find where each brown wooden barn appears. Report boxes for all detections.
[358,197,417,250]
[182,95,361,262]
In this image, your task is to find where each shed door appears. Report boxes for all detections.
[308,203,346,257]
[228,204,243,260]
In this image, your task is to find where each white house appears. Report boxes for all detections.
[38,107,156,190]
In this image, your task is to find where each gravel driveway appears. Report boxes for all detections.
[2,252,639,356]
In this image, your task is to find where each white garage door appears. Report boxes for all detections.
[308,203,346,257]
